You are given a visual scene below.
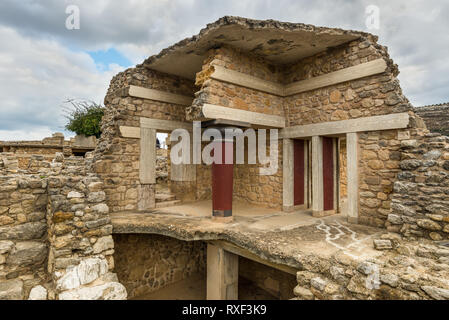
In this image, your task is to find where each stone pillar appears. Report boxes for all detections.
[139,127,156,211]
[212,137,234,222]
[206,244,238,300]
[283,138,294,212]
[346,132,359,223]
[311,136,324,216]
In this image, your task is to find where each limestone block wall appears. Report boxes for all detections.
[112,234,206,299]
[0,153,126,300]
[387,132,449,240]
[284,37,410,127]
[190,46,284,120]
[0,168,48,299]
[97,65,196,212]
[292,237,449,300]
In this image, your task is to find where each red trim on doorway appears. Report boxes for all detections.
[322,137,334,211]
[293,139,305,206]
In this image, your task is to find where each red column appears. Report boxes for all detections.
[212,140,234,221]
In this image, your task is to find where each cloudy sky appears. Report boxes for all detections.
[0,0,447,140]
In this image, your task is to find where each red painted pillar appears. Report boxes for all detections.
[212,139,234,221]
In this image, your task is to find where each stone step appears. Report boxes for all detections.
[155,193,176,202]
[155,200,181,208]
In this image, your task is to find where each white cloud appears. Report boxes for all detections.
[0,26,124,140]
[0,0,448,140]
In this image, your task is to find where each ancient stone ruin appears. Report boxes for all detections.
[1,17,449,300]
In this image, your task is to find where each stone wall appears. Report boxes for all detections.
[414,104,449,136]
[293,236,449,300]
[387,132,449,240]
[284,36,410,127]
[239,257,296,299]
[0,160,48,299]
[96,65,196,213]
[113,234,206,299]
[0,153,126,300]
[0,133,96,168]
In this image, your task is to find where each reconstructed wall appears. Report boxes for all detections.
[190,46,285,208]
[97,65,196,212]
[387,132,449,240]
[113,234,206,299]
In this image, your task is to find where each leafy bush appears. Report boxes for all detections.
[64,99,104,138]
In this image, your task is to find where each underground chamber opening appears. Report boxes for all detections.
[112,234,297,300]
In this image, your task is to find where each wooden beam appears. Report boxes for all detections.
[281,113,410,139]
[129,85,193,106]
[140,117,192,132]
[119,126,140,139]
[205,59,387,97]
[210,240,299,275]
[139,127,156,184]
[210,64,284,96]
[284,59,388,95]
[202,104,286,128]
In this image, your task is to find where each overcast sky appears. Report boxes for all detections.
[0,0,447,140]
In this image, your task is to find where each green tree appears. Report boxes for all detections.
[64,99,104,138]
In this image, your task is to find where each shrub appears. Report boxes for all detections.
[64,99,104,138]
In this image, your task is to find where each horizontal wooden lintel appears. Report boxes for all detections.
[281,112,410,138]
[128,85,193,106]
[209,59,388,97]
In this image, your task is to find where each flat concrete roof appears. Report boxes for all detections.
[143,16,369,80]
[111,200,384,271]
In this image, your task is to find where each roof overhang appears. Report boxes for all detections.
[143,16,368,80]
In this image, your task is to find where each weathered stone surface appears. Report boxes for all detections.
[0,240,14,254]
[67,191,83,199]
[77,258,109,286]
[92,236,114,254]
[380,274,399,287]
[52,212,74,223]
[416,219,442,231]
[293,285,314,300]
[399,159,421,170]
[310,277,327,291]
[92,203,109,214]
[6,241,47,266]
[28,285,47,300]
[373,239,392,250]
[422,286,449,300]
[58,281,127,300]
[0,222,46,240]
[0,279,23,300]
[88,192,106,203]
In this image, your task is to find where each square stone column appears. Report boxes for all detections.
[282,138,294,212]
[346,132,359,223]
[311,136,324,215]
[206,244,238,300]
